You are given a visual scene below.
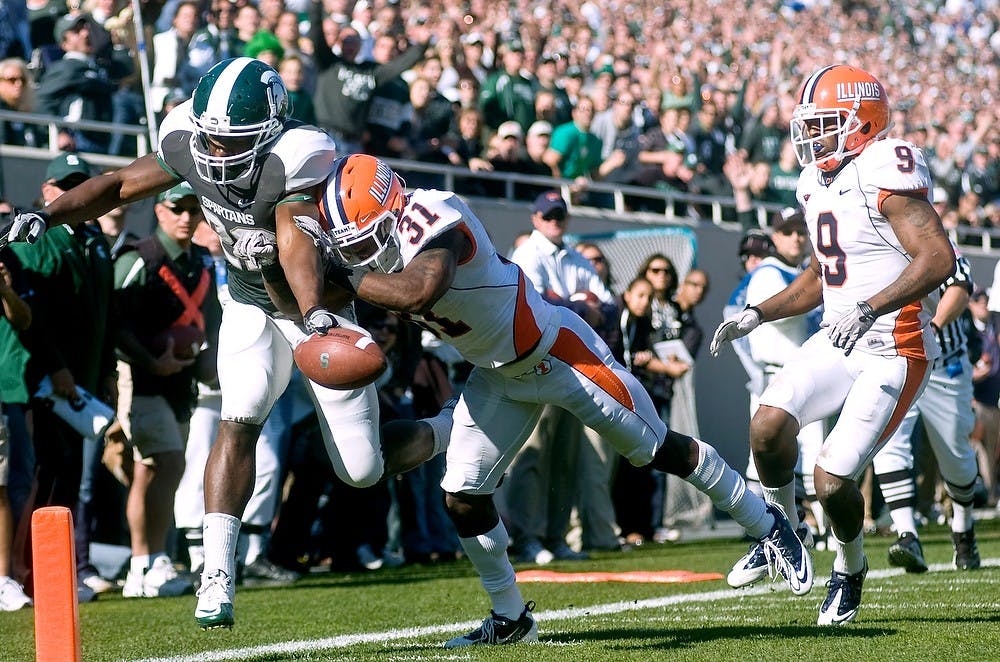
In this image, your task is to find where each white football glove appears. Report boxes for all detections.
[709,306,763,356]
[7,210,49,245]
[232,229,277,268]
[824,301,876,356]
[304,306,338,335]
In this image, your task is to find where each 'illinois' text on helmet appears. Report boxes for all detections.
[790,65,891,172]
[319,154,407,274]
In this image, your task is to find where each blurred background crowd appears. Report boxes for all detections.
[0,0,998,233]
[0,0,998,607]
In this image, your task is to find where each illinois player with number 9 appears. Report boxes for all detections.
[711,64,955,626]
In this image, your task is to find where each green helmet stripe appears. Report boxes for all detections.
[205,57,255,120]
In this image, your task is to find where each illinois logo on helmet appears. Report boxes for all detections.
[790,65,891,172]
[319,154,408,273]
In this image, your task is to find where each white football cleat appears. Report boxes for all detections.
[195,570,235,630]
[0,576,32,611]
[123,556,194,598]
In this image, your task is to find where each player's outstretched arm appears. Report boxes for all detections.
[51,153,175,228]
[276,198,326,316]
[7,153,178,245]
[869,192,955,316]
[355,228,469,314]
[270,197,354,327]
[712,252,823,355]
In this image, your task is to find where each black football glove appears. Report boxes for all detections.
[304,306,338,335]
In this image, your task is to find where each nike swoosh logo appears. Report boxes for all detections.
[195,604,231,617]
[839,189,850,195]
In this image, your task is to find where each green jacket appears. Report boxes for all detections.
[12,223,117,396]
[479,70,536,131]
[0,249,32,404]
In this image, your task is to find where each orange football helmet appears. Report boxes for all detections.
[790,65,891,171]
[319,154,407,273]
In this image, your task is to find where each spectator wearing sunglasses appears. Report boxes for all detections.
[11,152,118,603]
[113,181,222,598]
[503,191,616,564]
[0,58,37,151]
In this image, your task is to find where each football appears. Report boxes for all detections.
[569,290,601,306]
[151,325,205,360]
[294,327,387,390]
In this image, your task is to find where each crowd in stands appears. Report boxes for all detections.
[0,0,997,233]
[0,0,999,609]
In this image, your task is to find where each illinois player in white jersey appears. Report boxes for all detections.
[290,154,814,648]
[711,65,955,626]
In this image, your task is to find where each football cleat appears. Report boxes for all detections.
[123,556,194,598]
[729,515,813,590]
[517,540,554,565]
[444,601,538,648]
[727,540,768,589]
[818,559,868,626]
[195,570,235,630]
[952,530,981,570]
[759,504,813,595]
[241,557,301,586]
[0,576,32,611]
[887,532,928,573]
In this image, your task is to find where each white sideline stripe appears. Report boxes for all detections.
[139,558,1000,662]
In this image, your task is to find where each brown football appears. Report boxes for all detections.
[150,325,205,360]
[293,328,387,390]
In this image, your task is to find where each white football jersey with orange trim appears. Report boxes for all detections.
[395,189,556,368]
[796,138,938,359]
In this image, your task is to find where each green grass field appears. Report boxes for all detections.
[4,519,999,661]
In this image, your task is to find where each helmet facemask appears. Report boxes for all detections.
[790,102,863,171]
[190,117,283,183]
[189,58,289,184]
[331,209,403,274]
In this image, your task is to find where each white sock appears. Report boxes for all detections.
[188,546,205,573]
[457,520,523,619]
[685,439,770,539]
[762,482,799,529]
[810,501,828,536]
[130,554,150,575]
[244,531,264,566]
[802,472,816,502]
[951,502,974,533]
[832,529,865,575]
[421,402,456,457]
[889,506,918,537]
[203,512,240,579]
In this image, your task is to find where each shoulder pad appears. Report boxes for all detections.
[271,125,338,193]
[859,138,932,194]
[157,101,194,153]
